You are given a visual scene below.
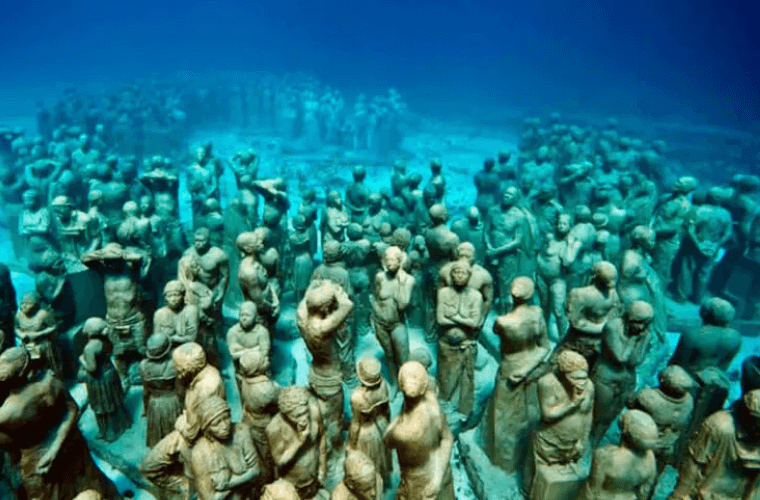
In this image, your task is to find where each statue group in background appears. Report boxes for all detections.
[2,102,760,500]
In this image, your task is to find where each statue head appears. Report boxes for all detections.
[393,160,406,174]
[263,206,281,227]
[326,190,342,209]
[501,187,519,208]
[483,157,495,172]
[51,195,73,220]
[193,227,211,254]
[236,231,264,257]
[466,206,481,225]
[239,301,258,330]
[87,189,103,207]
[163,280,186,310]
[138,194,154,215]
[407,173,422,190]
[619,409,658,451]
[261,479,300,500]
[699,297,735,327]
[631,225,655,252]
[624,301,654,334]
[391,227,412,251]
[450,260,472,288]
[398,361,429,400]
[456,242,476,264]
[672,176,698,195]
[409,346,433,371]
[368,192,382,211]
[172,342,207,380]
[382,245,405,273]
[352,165,366,181]
[146,333,172,361]
[510,276,535,304]
[429,157,443,174]
[22,188,40,210]
[556,350,589,382]
[429,203,448,225]
[658,365,694,396]
[344,450,378,499]
[122,200,139,219]
[240,349,269,377]
[556,213,572,236]
[592,261,618,289]
[356,357,383,389]
[20,291,41,316]
[322,240,343,264]
[198,395,232,441]
[498,150,511,165]
[0,347,30,387]
[278,386,311,432]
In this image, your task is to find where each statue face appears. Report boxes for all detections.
[165,290,184,309]
[139,196,153,215]
[384,252,402,273]
[286,406,310,433]
[451,266,469,287]
[20,296,38,315]
[22,192,38,209]
[354,482,377,500]
[557,215,571,235]
[502,188,518,206]
[194,233,210,253]
[239,305,257,329]
[52,204,72,220]
[208,412,232,441]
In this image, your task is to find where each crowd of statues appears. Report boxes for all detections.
[0,109,760,500]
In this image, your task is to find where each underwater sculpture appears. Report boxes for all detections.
[153,280,199,348]
[139,332,182,448]
[385,361,455,500]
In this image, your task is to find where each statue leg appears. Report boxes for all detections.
[550,280,568,340]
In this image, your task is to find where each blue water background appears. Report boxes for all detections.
[0,0,757,137]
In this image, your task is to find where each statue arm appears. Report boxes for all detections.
[482,275,495,317]
[177,307,200,344]
[453,294,483,329]
[582,448,610,500]
[320,287,354,334]
[214,256,230,306]
[396,272,415,311]
[37,390,79,475]
[566,291,603,334]
[436,290,455,327]
[602,321,631,365]
[428,409,453,498]
[538,376,578,423]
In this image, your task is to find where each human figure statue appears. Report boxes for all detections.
[619,225,667,342]
[0,262,16,352]
[344,223,373,342]
[652,176,697,291]
[289,214,316,303]
[384,361,455,500]
[673,190,733,303]
[390,160,407,198]
[424,203,460,332]
[0,347,120,500]
[87,190,111,247]
[19,188,51,257]
[320,190,348,245]
[187,146,220,207]
[628,365,694,483]
[530,350,594,500]
[439,241,494,328]
[487,277,551,473]
[239,350,281,494]
[436,260,483,419]
[591,300,653,445]
[474,157,502,218]
[668,297,741,447]
[580,410,658,500]
[116,200,153,251]
[425,158,446,204]
[82,243,150,387]
[227,301,271,377]
[564,205,598,290]
[183,226,229,327]
[298,279,353,459]
[348,357,392,487]
[172,342,226,445]
[189,396,260,500]
[70,133,100,171]
[331,450,383,500]
[253,177,291,223]
[50,195,97,269]
[371,245,414,387]
[485,186,530,312]
[153,280,199,347]
[346,165,371,224]
[265,386,327,500]
[14,291,63,378]
[406,235,429,329]
[363,192,390,239]
[668,388,760,500]
[139,332,182,448]
[77,317,131,443]
[450,207,486,265]
[561,261,622,371]
[536,213,573,340]
[556,160,595,209]
[237,230,280,331]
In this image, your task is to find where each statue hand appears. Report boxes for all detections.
[36,452,55,475]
